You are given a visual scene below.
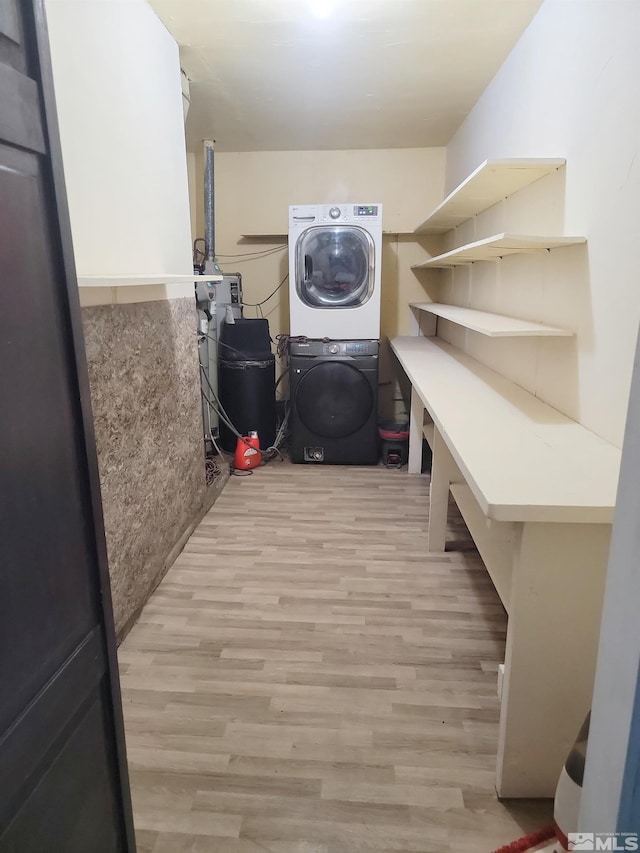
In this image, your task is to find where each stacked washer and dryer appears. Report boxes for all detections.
[287,203,382,464]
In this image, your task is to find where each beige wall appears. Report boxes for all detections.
[188,147,444,417]
[46,0,193,281]
[442,0,640,448]
[192,148,445,237]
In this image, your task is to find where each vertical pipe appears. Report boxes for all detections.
[203,140,218,436]
[203,139,215,263]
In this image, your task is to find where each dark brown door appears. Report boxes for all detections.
[0,1,135,850]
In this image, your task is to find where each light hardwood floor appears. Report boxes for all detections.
[119,463,552,852]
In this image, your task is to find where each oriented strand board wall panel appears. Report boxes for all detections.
[45,0,193,279]
[82,298,214,635]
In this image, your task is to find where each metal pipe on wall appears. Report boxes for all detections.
[203,139,215,264]
[200,140,219,439]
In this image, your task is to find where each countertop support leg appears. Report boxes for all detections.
[427,428,455,553]
[408,388,423,475]
[496,521,611,798]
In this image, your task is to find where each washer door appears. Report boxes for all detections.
[295,225,374,308]
[295,362,374,439]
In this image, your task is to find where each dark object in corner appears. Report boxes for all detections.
[218,319,277,452]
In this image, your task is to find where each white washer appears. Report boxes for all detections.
[288,203,383,339]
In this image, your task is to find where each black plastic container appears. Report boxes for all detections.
[219,359,277,452]
[219,318,271,362]
[218,319,277,453]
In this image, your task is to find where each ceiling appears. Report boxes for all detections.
[149,0,543,153]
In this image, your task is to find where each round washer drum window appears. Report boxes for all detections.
[294,361,374,439]
[295,225,374,308]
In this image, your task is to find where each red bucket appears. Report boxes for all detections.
[379,421,409,468]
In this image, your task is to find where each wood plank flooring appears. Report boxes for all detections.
[119,463,552,852]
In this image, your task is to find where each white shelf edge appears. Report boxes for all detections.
[411,233,586,269]
[77,274,222,287]
[410,302,572,338]
[390,335,620,524]
[414,157,566,234]
[240,231,414,238]
[240,234,287,240]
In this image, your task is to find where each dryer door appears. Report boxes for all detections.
[295,362,374,438]
[295,226,374,308]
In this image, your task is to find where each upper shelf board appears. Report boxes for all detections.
[240,234,287,240]
[410,303,572,337]
[240,230,414,239]
[414,158,566,235]
[411,233,586,269]
[76,274,221,287]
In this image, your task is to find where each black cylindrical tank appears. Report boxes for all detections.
[219,358,277,452]
[218,319,277,453]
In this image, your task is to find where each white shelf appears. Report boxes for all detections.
[77,274,221,287]
[411,233,586,269]
[410,303,572,338]
[240,234,287,240]
[414,158,566,234]
[240,230,414,238]
[390,335,620,523]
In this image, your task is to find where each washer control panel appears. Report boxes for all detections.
[289,339,379,357]
[336,341,377,355]
[309,203,382,224]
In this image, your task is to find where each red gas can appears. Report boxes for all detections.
[234,431,261,471]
